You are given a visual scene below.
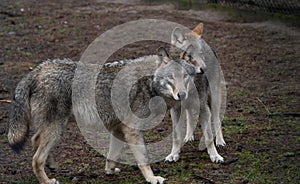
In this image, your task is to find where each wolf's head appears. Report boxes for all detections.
[152,47,195,101]
[171,23,206,74]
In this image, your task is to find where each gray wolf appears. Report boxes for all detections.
[165,23,225,163]
[7,47,195,184]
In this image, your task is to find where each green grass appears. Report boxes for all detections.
[234,151,273,183]
[44,29,53,35]
[223,115,247,134]
[20,51,32,57]
[59,28,66,34]
[233,89,250,97]
[73,27,81,34]
[5,49,12,55]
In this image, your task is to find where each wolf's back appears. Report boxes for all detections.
[7,72,33,153]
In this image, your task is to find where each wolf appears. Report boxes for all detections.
[165,46,224,163]
[7,47,196,184]
[165,23,226,163]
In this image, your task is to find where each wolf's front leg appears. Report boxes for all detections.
[165,107,182,162]
[184,109,195,142]
[122,126,165,184]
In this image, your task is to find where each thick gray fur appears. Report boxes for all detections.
[7,53,195,184]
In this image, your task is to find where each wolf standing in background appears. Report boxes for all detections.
[7,47,196,184]
[166,23,226,163]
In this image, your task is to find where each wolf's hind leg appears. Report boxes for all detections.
[32,122,64,184]
[213,116,226,147]
[122,125,165,184]
[199,105,223,163]
[32,131,60,172]
[211,101,226,147]
[105,131,124,175]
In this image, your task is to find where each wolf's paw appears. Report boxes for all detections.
[184,134,194,142]
[165,153,179,162]
[216,137,226,147]
[146,176,165,184]
[46,178,59,184]
[210,154,224,163]
[105,168,121,175]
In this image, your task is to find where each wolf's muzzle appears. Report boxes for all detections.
[177,91,186,100]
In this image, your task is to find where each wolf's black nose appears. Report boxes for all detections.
[177,91,186,100]
[197,67,204,74]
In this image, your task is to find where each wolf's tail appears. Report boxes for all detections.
[7,72,33,153]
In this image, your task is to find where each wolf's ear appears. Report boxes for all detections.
[157,47,170,65]
[171,27,184,44]
[158,47,170,58]
[192,23,204,37]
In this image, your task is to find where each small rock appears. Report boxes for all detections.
[8,31,16,35]
[78,169,84,174]
[72,177,79,181]
[36,25,43,29]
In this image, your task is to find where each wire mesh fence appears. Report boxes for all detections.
[146,0,300,15]
[207,0,300,15]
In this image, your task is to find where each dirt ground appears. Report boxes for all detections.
[0,0,299,183]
